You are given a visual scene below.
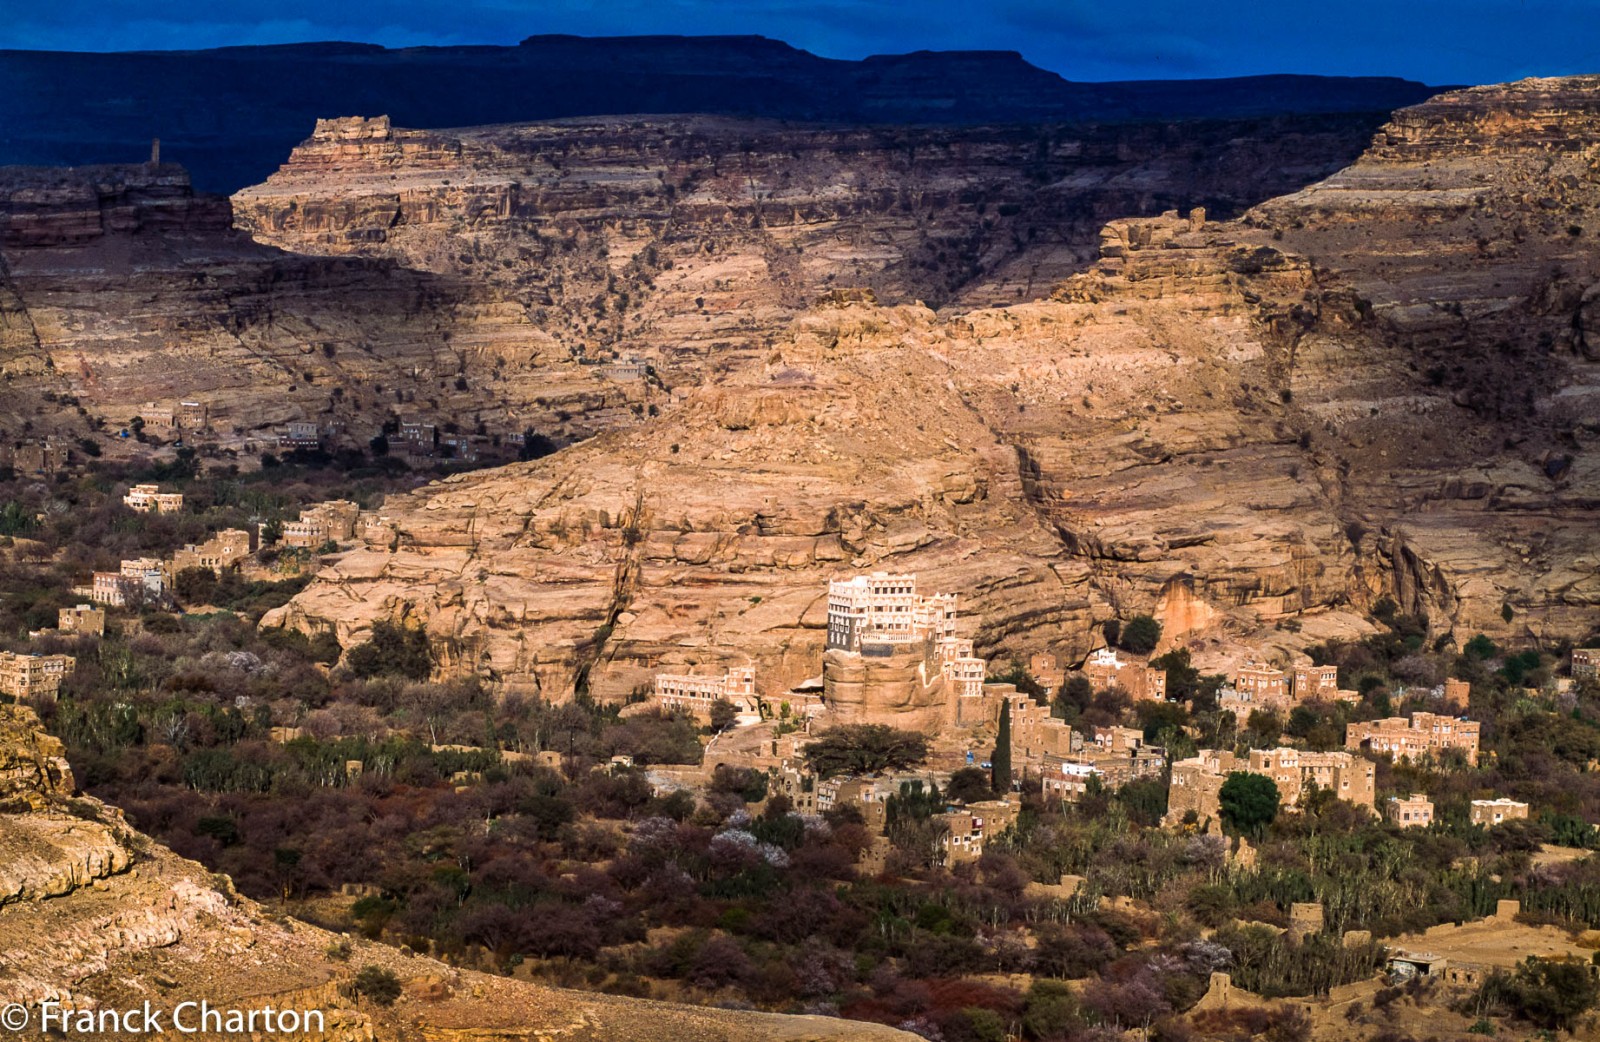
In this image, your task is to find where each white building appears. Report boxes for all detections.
[652,666,757,719]
[826,572,957,651]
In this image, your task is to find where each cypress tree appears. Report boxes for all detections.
[991,697,1012,794]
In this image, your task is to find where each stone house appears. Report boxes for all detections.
[175,400,209,429]
[397,420,437,455]
[171,528,254,576]
[1028,652,1064,692]
[1470,798,1530,826]
[4,437,67,476]
[652,666,757,720]
[1164,747,1375,827]
[1041,758,1103,802]
[277,421,322,451]
[281,500,361,549]
[1386,793,1434,828]
[1082,647,1167,701]
[1041,731,1165,802]
[1291,663,1340,700]
[121,557,168,593]
[0,651,76,698]
[1346,712,1481,766]
[123,484,184,513]
[57,604,105,637]
[940,797,1021,864]
[1235,663,1288,708]
[91,571,128,606]
[599,358,647,380]
[825,572,956,651]
[1007,691,1077,766]
[1573,649,1599,680]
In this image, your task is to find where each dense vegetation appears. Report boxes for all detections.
[4,464,1600,1040]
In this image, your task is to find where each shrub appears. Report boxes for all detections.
[1218,772,1279,837]
[346,620,432,680]
[351,965,402,1006]
[1120,615,1162,654]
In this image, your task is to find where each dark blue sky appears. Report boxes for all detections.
[5,0,1599,85]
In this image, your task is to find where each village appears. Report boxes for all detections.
[5,471,1599,1034]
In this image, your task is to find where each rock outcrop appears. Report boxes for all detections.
[0,704,914,1040]
[268,78,1600,702]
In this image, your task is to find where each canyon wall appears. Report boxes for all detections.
[0,162,645,449]
[0,108,1388,461]
[266,79,1600,700]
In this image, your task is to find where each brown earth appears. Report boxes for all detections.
[0,703,913,1041]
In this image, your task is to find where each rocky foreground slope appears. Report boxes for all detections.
[267,78,1600,699]
[0,703,912,1041]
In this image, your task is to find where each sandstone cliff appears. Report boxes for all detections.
[0,162,646,448]
[0,109,1383,457]
[233,112,1390,321]
[0,703,913,1041]
[267,78,1600,700]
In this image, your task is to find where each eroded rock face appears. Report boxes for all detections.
[822,644,951,733]
[0,699,914,1041]
[233,112,1391,330]
[270,79,1600,702]
[0,110,1384,455]
[0,703,77,804]
[263,305,1084,701]
[0,162,646,446]
[1242,75,1600,641]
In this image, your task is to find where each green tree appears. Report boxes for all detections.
[1022,980,1080,1040]
[1152,647,1201,701]
[960,1008,1007,1042]
[1218,772,1280,837]
[0,501,35,535]
[707,699,739,732]
[345,620,433,681]
[946,766,993,803]
[173,565,218,606]
[1486,958,1600,1032]
[802,725,928,778]
[1136,699,1188,743]
[1245,708,1283,747]
[991,697,1013,794]
[1120,614,1163,654]
[1055,674,1093,719]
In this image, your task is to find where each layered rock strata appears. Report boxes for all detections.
[268,79,1600,707]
